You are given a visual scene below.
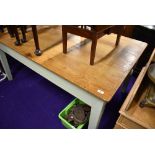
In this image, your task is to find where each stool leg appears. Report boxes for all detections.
[90,38,97,65]
[12,25,21,46]
[115,34,121,46]
[62,27,67,54]
[115,26,124,46]
[20,25,27,43]
[7,26,15,38]
[24,25,27,33]
[0,26,4,32]
[32,25,42,56]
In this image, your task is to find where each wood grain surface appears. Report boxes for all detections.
[0,26,147,102]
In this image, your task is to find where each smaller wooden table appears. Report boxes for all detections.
[115,49,155,129]
[62,25,125,65]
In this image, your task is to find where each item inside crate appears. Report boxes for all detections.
[66,101,91,127]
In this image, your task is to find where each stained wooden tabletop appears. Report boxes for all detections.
[0,26,147,102]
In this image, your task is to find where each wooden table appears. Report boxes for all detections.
[0,26,147,128]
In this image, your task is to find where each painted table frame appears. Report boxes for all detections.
[0,48,13,81]
[0,43,106,129]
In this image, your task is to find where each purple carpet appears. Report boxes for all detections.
[0,55,136,129]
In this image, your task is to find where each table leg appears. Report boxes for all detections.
[0,50,13,80]
[88,100,106,129]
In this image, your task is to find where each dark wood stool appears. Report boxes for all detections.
[6,25,41,56]
[62,25,125,65]
[6,25,27,45]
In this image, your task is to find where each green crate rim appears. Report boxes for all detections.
[58,98,88,129]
